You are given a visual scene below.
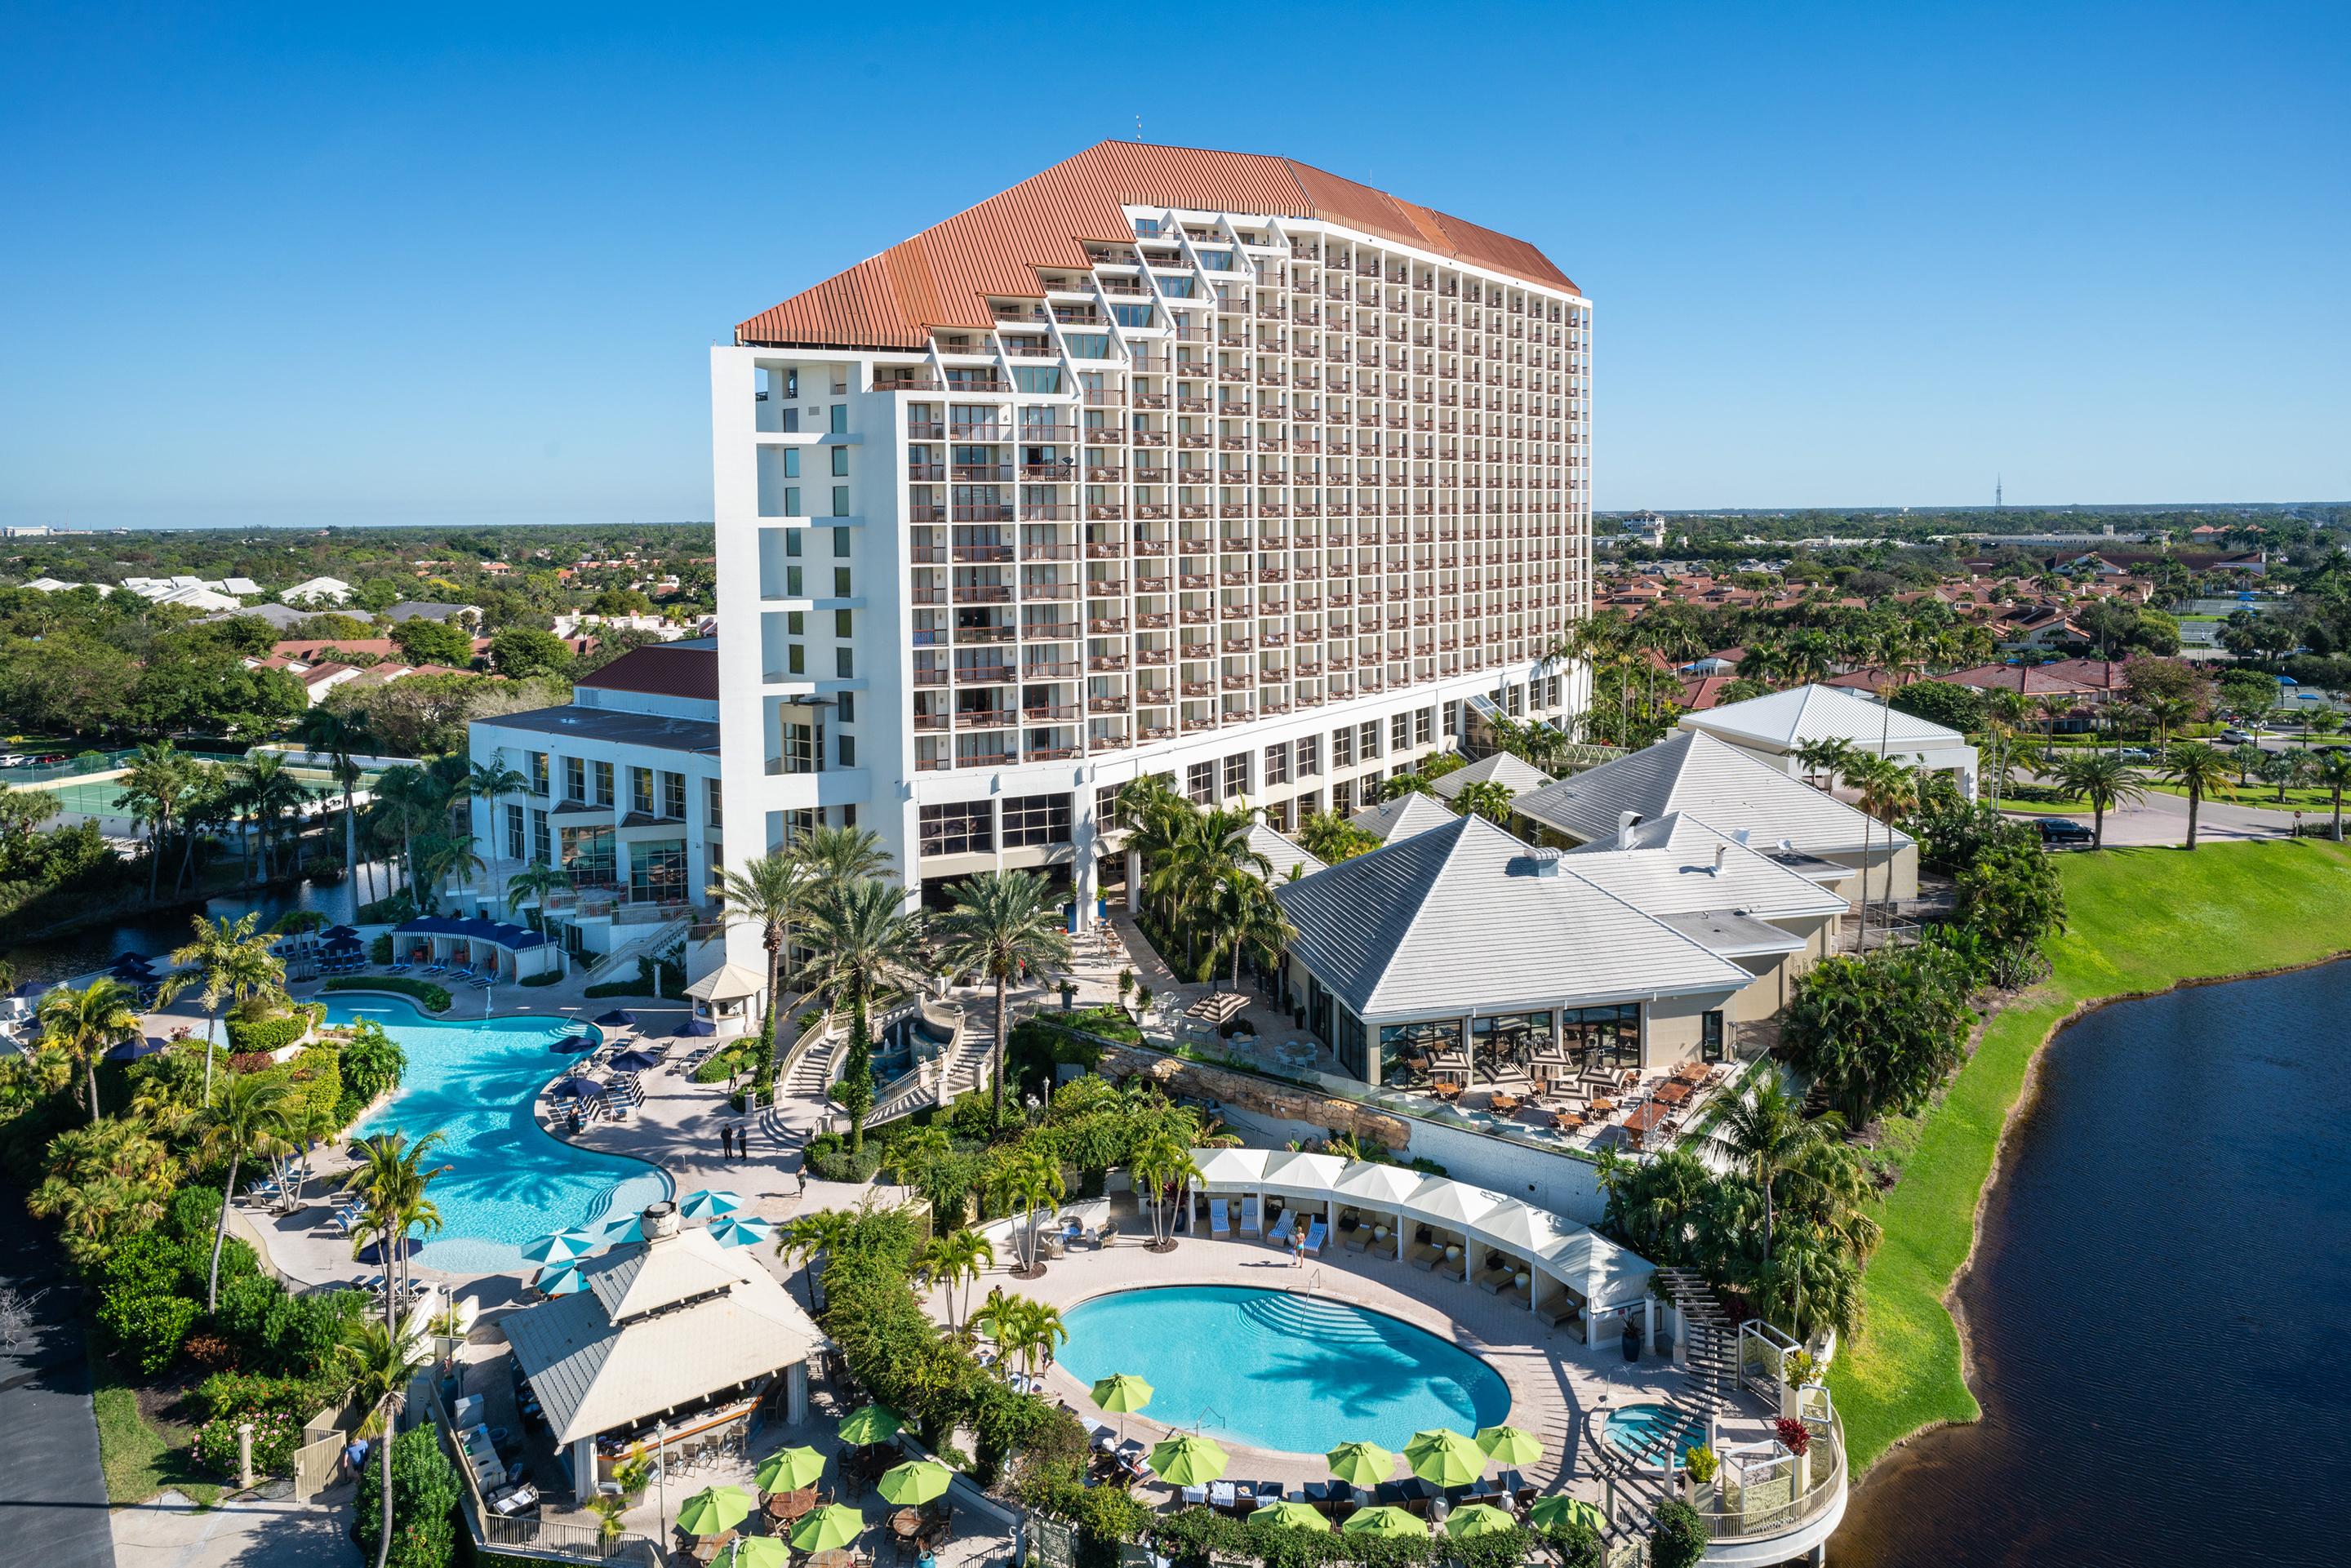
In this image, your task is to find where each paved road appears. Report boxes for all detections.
[2007,784,2314,846]
[0,1197,115,1568]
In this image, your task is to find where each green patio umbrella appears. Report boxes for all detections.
[1147,1433,1229,1487]
[1404,1428,1485,1489]
[1253,1500,1332,1533]
[716,1540,790,1568]
[1444,1504,1518,1539]
[789,1503,866,1553]
[1324,1440,1394,1489]
[1475,1424,1544,1468]
[877,1459,952,1507]
[753,1445,825,1494]
[1527,1496,1607,1534]
[1340,1506,1426,1539]
[1089,1373,1154,1414]
[838,1403,904,1446]
[675,1485,753,1537]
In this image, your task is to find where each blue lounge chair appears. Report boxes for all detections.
[1303,1219,1328,1255]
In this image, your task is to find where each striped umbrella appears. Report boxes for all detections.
[678,1188,744,1220]
[534,1263,589,1295]
[706,1214,776,1250]
[521,1228,602,1265]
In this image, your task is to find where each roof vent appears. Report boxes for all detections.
[1512,848,1564,878]
[1616,810,1643,847]
[638,1201,680,1242]
[1732,828,1752,846]
[1712,845,1727,877]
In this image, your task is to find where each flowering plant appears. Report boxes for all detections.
[1773,1417,1812,1457]
[193,1408,300,1478]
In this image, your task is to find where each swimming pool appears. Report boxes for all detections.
[1602,1403,1698,1466]
[1057,1286,1509,1455]
[333,996,670,1274]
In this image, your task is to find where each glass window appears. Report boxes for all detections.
[558,824,616,887]
[1186,761,1215,804]
[1562,1004,1642,1072]
[1416,708,1433,744]
[1392,713,1411,752]
[1094,784,1124,829]
[704,777,724,828]
[784,485,801,515]
[527,752,549,795]
[1014,366,1062,393]
[1158,274,1194,298]
[918,801,993,856]
[661,771,687,822]
[782,448,800,478]
[629,766,655,816]
[1378,1019,1460,1090]
[833,528,851,557]
[831,486,849,517]
[629,838,687,904]
[1296,734,1320,775]
[1111,303,1153,327]
[838,734,856,767]
[1701,1011,1727,1064]
[531,808,550,865]
[1469,1011,1554,1079]
[1002,792,1072,847]
[1222,753,1249,797]
[1263,741,1290,787]
[831,446,850,477]
[829,404,847,434]
[504,803,525,860]
[591,761,614,806]
[1332,727,1353,768]
[1359,720,1382,760]
[563,755,585,802]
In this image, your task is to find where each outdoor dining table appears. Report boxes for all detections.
[765,1488,819,1525]
[688,1529,737,1563]
[810,1549,862,1568]
[1488,1092,1522,1113]
[1624,1103,1670,1133]
[1653,1080,1695,1106]
[890,1508,924,1540]
[1588,1097,1617,1117]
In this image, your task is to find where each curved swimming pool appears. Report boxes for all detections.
[333,997,670,1274]
[1056,1285,1509,1455]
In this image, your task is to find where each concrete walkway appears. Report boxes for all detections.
[111,1486,360,1568]
[0,1206,114,1568]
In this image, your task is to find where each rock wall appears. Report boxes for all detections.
[1096,1042,1415,1151]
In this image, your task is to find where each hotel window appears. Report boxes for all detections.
[563,756,585,803]
[629,766,655,817]
[704,777,724,828]
[833,528,851,558]
[918,801,993,856]
[629,838,687,904]
[591,761,614,807]
[834,609,853,638]
[834,567,852,597]
[1094,784,1124,829]
[831,486,849,517]
[504,803,525,860]
[1263,740,1290,787]
[531,808,550,865]
[1002,792,1072,847]
[784,486,801,515]
[1331,728,1353,768]
[782,718,824,775]
[558,824,616,887]
[835,647,854,677]
[1062,334,1111,360]
[782,448,800,478]
[1563,1004,1642,1071]
[1014,366,1061,393]
[788,558,807,593]
[1443,703,1458,738]
[1415,708,1433,744]
[1378,1018,1463,1090]
[1701,1011,1727,1064]
[1222,753,1250,798]
[1470,1011,1555,1077]
[836,692,856,723]
[1359,720,1382,760]
[661,771,687,822]
[1391,713,1411,752]
[1331,779,1354,816]
[527,751,549,795]
[1296,734,1320,776]
[1111,303,1153,328]
[1264,798,1290,833]
[829,404,847,434]
[838,734,856,767]
[1186,761,1215,804]
[831,446,849,477]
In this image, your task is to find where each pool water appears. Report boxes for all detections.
[334,997,669,1274]
[1057,1285,1509,1455]
[1602,1403,1695,1463]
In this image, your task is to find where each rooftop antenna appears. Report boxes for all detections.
[1135,113,1144,141]
[1995,474,2003,512]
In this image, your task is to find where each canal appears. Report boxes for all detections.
[1832,960,2351,1566]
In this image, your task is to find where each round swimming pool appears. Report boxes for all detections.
[1057,1285,1509,1455]
[334,997,670,1274]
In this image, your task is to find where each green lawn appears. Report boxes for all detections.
[1829,837,2351,1475]
[88,1338,220,1507]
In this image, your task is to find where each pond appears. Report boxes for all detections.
[1831,961,2351,1566]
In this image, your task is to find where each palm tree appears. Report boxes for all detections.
[35,978,140,1122]
[1708,1077,1824,1262]
[793,823,895,886]
[1130,1133,1201,1249]
[776,1209,856,1313]
[2159,742,2236,851]
[336,1317,424,1568]
[2258,748,2311,805]
[2227,742,2267,788]
[1449,780,1516,824]
[242,752,308,882]
[369,765,445,899]
[158,911,285,1105]
[2313,749,2351,841]
[198,1073,293,1308]
[802,879,930,1153]
[708,852,817,1028]
[298,707,371,900]
[341,1131,451,1335]
[989,1146,1064,1277]
[2145,695,2197,748]
[504,859,571,931]
[466,757,529,878]
[2050,752,2148,851]
[930,869,1071,1117]
[1196,868,1289,997]
[1790,736,1854,792]
[114,740,194,906]
[929,1228,993,1329]
[1983,689,2035,811]
[408,833,484,913]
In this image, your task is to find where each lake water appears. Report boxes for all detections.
[1,873,371,984]
[1831,962,2351,1566]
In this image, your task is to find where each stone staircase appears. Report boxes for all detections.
[1654,1265,1738,1413]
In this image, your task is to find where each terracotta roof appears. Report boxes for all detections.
[578,642,718,703]
[737,140,1577,351]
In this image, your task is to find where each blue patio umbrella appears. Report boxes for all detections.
[678,1017,718,1037]
[104,1036,171,1062]
[322,925,359,939]
[113,949,149,964]
[593,1009,638,1028]
[706,1215,775,1250]
[535,1262,589,1295]
[111,954,156,975]
[608,1049,661,1073]
[522,1228,604,1265]
[548,1077,607,1100]
[551,1033,599,1055]
[678,1189,744,1220]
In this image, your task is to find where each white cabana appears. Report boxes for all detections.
[1187,1151,1655,1355]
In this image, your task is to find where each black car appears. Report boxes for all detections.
[2037,817,2095,847]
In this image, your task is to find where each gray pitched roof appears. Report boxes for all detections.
[1559,813,1851,922]
[1429,750,1553,801]
[1513,731,1908,858]
[1678,682,1966,753]
[1270,814,1753,1021]
[1245,822,1326,882]
[1349,791,1460,843]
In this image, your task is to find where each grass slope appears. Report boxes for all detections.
[88,1337,220,1506]
[1829,837,2351,1474]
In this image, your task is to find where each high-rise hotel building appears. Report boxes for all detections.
[709,141,1590,957]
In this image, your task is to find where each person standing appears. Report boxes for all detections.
[719,1123,734,1162]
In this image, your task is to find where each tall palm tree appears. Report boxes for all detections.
[298,707,371,902]
[114,740,194,906]
[242,752,308,882]
[930,870,1073,1117]
[2313,748,2351,841]
[369,765,443,898]
[2050,752,2147,849]
[1707,1077,1825,1262]
[341,1131,451,1335]
[802,879,929,1152]
[408,833,484,913]
[1131,1134,1202,1249]
[35,978,140,1122]
[794,823,895,886]
[466,757,529,877]
[2227,741,2268,788]
[927,1228,993,1329]
[505,860,571,929]
[158,911,285,1105]
[1982,688,2035,811]
[989,1146,1064,1277]
[336,1317,424,1568]
[2159,742,2236,851]
[198,1073,293,1308]
[708,852,817,1027]
[1196,868,1289,996]
[1855,756,1918,939]
[776,1208,857,1313]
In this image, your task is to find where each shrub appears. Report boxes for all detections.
[1773,1416,1812,1457]
[368,933,394,965]
[1887,678,1985,733]
[322,976,450,1011]
[353,1425,463,1568]
[1648,1498,1710,1568]
[803,1132,882,1184]
[99,1285,198,1375]
[338,1020,406,1105]
[518,971,559,987]
[224,1011,309,1056]
[191,1368,332,1425]
[193,1406,301,1478]
[166,1184,224,1243]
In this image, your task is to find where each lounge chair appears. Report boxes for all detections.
[1241,1193,1263,1234]
[1409,1242,1445,1272]
[1438,1250,1467,1282]
[1209,1199,1230,1238]
[1302,1219,1327,1255]
[1267,1210,1298,1248]
[1473,1262,1513,1295]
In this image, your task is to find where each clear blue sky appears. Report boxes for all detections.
[2,1,2344,530]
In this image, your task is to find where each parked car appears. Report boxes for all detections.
[2037,817,2095,847]
[2119,747,2155,762]
[2219,729,2256,745]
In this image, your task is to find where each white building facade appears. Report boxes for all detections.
[710,142,1593,975]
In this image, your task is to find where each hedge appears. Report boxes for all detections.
[223,1011,310,1055]
[322,976,451,1012]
